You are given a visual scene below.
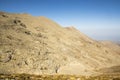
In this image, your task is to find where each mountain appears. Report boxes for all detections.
[0,12,120,76]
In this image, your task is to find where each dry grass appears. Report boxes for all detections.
[0,74,120,80]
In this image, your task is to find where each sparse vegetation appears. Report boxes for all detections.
[20,23,27,28]
[24,31,31,35]
[0,74,120,80]
[1,14,8,18]
[14,19,27,28]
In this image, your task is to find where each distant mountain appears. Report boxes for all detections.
[0,11,120,76]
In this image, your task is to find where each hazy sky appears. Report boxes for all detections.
[0,0,120,41]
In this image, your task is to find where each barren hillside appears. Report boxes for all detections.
[0,12,120,76]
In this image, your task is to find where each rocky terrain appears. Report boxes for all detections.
[0,11,120,77]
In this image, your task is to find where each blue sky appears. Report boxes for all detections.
[0,0,120,41]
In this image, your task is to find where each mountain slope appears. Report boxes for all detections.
[0,12,120,75]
